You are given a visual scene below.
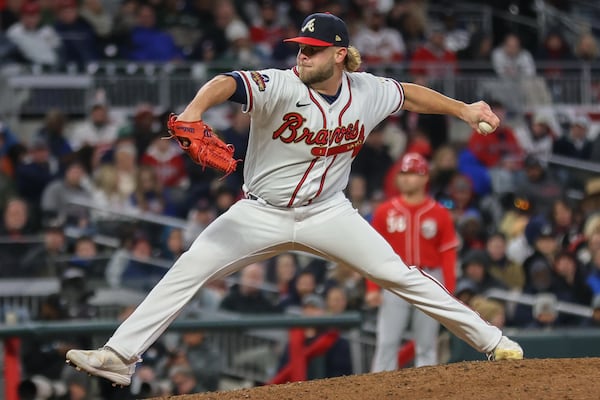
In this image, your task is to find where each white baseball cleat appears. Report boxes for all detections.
[66,347,137,386]
[487,336,524,361]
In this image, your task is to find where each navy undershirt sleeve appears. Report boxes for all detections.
[223,72,247,105]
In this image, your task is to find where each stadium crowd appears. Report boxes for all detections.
[0,0,600,398]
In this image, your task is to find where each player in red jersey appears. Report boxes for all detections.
[369,152,459,370]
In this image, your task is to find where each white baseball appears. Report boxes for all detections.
[478,121,495,135]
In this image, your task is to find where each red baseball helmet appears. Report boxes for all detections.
[399,152,429,175]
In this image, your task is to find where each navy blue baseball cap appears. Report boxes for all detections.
[284,13,349,47]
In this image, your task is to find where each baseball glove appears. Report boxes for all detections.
[165,113,240,176]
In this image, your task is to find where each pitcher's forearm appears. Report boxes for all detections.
[179,75,237,121]
[402,83,468,120]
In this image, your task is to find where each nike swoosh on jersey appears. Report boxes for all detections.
[296,101,311,107]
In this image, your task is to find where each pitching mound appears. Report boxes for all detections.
[153,358,599,400]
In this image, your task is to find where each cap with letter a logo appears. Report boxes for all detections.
[284,13,349,47]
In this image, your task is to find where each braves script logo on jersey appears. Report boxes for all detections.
[272,112,365,157]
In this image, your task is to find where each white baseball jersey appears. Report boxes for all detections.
[235,67,404,207]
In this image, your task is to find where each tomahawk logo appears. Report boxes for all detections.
[301,18,315,33]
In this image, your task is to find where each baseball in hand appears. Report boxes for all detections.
[478,121,495,135]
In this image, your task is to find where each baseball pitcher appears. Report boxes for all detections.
[67,13,523,387]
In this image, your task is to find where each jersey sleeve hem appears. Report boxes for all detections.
[391,80,405,114]
[236,71,254,113]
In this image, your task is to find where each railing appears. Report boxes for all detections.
[2,60,600,118]
[0,313,363,400]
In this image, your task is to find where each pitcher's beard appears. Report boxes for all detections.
[299,63,334,85]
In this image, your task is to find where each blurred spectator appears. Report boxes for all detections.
[118,103,159,160]
[552,114,592,160]
[272,293,352,383]
[20,220,67,277]
[428,145,459,201]
[35,108,74,168]
[456,209,486,256]
[386,0,426,56]
[580,178,600,219]
[109,0,138,58]
[456,30,493,72]
[249,0,285,62]
[79,0,113,40]
[6,1,61,67]
[183,197,215,247]
[514,154,562,217]
[517,110,557,164]
[272,23,301,66]
[278,268,318,312]
[353,10,405,65]
[352,122,393,199]
[220,262,280,313]
[410,21,457,80]
[127,3,182,62]
[454,277,478,305]
[287,0,316,31]
[522,215,559,280]
[14,138,58,215]
[536,29,574,77]
[550,198,581,250]
[324,263,365,311]
[168,365,205,395]
[157,0,202,57]
[0,197,35,237]
[130,165,176,216]
[121,232,165,291]
[69,102,119,164]
[467,100,523,169]
[0,197,37,277]
[111,140,138,199]
[53,0,99,69]
[89,164,132,233]
[552,251,592,310]
[491,32,535,78]
[266,252,299,303]
[213,185,238,216]
[159,227,185,261]
[485,232,525,291]
[573,31,599,62]
[1,0,23,31]
[141,134,188,194]
[460,249,508,295]
[491,32,552,108]
[68,235,104,280]
[440,10,470,53]
[41,161,92,227]
[456,147,492,198]
[345,175,372,220]
[325,285,348,315]
[442,173,479,224]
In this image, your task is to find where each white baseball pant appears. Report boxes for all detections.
[105,193,501,361]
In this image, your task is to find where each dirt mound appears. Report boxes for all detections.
[153,358,599,400]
